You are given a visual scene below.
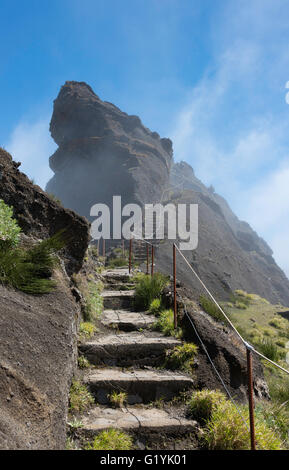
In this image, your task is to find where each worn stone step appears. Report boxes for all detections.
[102,269,131,283]
[101,309,155,331]
[80,406,198,438]
[79,332,181,367]
[84,368,194,404]
[102,290,135,309]
[104,283,135,291]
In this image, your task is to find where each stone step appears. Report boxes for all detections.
[84,368,194,404]
[104,283,135,291]
[102,290,135,309]
[101,309,155,331]
[80,406,198,438]
[102,269,131,283]
[79,332,181,367]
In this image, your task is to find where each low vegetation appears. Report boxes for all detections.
[204,399,282,450]
[77,355,91,369]
[0,200,66,294]
[83,280,103,321]
[109,391,127,408]
[108,257,127,268]
[149,298,162,316]
[188,389,283,450]
[165,343,198,373]
[188,389,226,423]
[69,380,94,413]
[134,273,169,310]
[79,321,97,340]
[85,429,133,450]
[257,338,280,362]
[153,309,182,338]
[199,295,225,323]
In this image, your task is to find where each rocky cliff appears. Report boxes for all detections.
[46,81,173,220]
[45,82,289,306]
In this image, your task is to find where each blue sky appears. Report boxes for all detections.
[1,0,289,276]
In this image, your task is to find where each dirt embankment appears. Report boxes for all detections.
[0,148,90,449]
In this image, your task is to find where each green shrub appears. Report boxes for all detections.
[85,429,133,450]
[0,199,21,249]
[0,231,65,294]
[134,273,169,311]
[204,399,282,450]
[257,338,280,362]
[149,298,162,316]
[165,343,198,373]
[153,309,181,337]
[188,390,226,423]
[84,281,103,321]
[200,295,225,323]
[69,380,94,413]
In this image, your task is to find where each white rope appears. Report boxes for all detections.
[183,301,250,432]
[175,243,289,377]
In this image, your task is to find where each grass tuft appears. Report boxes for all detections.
[134,273,169,311]
[109,391,127,408]
[188,389,226,423]
[79,322,97,340]
[203,399,283,450]
[149,298,162,316]
[165,343,198,373]
[77,355,91,369]
[85,429,133,450]
[69,380,94,413]
[83,281,103,321]
[257,338,280,362]
[153,309,182,338]
[200,295,226,323]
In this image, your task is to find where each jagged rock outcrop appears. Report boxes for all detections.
[46,81,173,219]
[0,148,89,274]
[158,161,289,306]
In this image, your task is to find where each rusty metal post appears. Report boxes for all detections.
[122,239,125,258]
[151,245,154,277]
[173,243,177,329]
[97,239,100,257]
[146,244,149,275]
[246,346,256,450]
[129,238,132,274]
[103,238,106,259]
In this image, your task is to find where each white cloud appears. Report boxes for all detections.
[5,118,56,190]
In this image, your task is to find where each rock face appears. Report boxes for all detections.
[0,148,89,449]
[46,81,173,219]
[156,161,289,306]
[0,148,89,274]
[0,271,78,449]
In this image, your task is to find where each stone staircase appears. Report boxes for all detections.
[77,267,198,448]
